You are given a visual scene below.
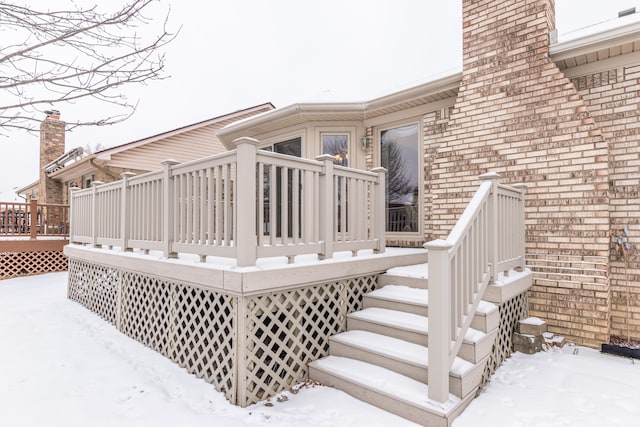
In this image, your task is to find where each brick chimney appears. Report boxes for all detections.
[39,110,65,204]
[426,0,611,346]
[429,0,609,250]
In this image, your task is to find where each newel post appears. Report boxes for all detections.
[162,159,180,259]
[423,239,453,403]
[234,137,259,267]
[479,172,500,280]
[511,183,528,271]
[371,167,387,254]
[29,198,38,240]
[91,181,104,248]
[68,186,78,241]
[120,172,136,252]
[316,154,335,260]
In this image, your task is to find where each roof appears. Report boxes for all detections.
[217,73,461,148]
[46,102,275,182]
[93,102,274,160]
[217,15,640,147]
[551,13,640,71]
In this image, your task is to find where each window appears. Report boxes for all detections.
[321,134,349,166]
[83,174,94,189]
[261,137,302,238]
[263,137,301,157]
[380,123,419,233]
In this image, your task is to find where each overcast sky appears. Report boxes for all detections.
[1,0,639,200]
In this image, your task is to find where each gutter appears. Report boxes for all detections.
[550,18,640,61]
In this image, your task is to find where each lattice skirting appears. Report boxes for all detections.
[67,257,377,406]
[481,292,529,386]
[0,250,67,280]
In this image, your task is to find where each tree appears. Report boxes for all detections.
[381,139,415,205]
[0,0,177,134]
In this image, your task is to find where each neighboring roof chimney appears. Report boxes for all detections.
[39,110,65,203]
[44,109,61,120]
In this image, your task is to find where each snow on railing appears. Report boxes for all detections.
[424,173,526,403]
[69,137,386,266]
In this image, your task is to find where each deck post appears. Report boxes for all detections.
[120,172,136,252]
[234,137,259,267]
[316,154,335,260]
[479,173,500,281]
[68,186,77,241]
[29,198,37,240]
[91,181,104,248]
[423,239,453,403]
[511,183,527,270]
[162,160,180,259]
[371,167,387,254]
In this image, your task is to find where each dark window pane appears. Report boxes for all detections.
[381,124,419,233]
[322,134,349,166]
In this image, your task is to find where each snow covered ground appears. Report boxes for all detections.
[1,273,639,427]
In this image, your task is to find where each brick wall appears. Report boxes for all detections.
[570,65,640,343]
[427,0,612,347]
[62,166,148,204]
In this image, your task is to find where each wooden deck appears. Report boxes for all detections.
[0,200,69,279]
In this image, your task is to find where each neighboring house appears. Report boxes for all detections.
[217,2,640,350]
[17,103,275,204]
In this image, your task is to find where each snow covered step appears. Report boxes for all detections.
[378,264,429,289]
[347,307,497,364]
[329,330,486,399]
[363,285,499,333]
[308,355,474,427]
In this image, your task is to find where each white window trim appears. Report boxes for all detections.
[374,118,424,239]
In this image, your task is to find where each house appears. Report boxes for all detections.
[217,1,640,351]
[63,1,639,425]
[17,103,275,204]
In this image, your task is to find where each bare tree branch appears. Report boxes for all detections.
[0,0,179,135]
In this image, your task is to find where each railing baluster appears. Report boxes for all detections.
[281,166,288,246]
[215,165,222,246]
[292,168,300,245]
[208,167,214,245]
[269,163,277,247]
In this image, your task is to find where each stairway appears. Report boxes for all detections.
[308,264,499,427]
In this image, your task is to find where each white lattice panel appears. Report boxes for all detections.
[170,284,236,402]
[120,273,173,357]
[67,258,118,324]
[241,275,377,406]
[67,257,378,407]
[68,259,237,402]
[482,292,528,386]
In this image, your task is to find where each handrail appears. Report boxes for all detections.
[69,137,386,266]
[0,200,69,238]
[424,173,526,403]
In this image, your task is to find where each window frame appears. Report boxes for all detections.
[375,118,423,239]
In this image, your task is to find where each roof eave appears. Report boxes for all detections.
[550,19,640,61]
[217,71,462,149]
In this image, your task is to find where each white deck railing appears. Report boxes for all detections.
[69,137,386,267]
[424,173,526,402]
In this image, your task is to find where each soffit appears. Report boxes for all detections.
[551,20,640,70]
[48,156,98,181]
